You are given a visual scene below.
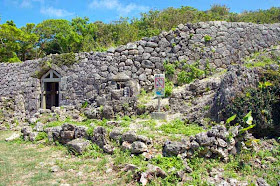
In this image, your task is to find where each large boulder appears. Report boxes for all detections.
[210,65,260,121]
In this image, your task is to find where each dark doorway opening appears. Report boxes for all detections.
[45,82,59,109]
[41,69,61,109]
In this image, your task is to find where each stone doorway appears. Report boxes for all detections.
[41,69,61,109]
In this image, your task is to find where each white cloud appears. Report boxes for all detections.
[40,6,74,18]
[89,0,149,16]
[19,0,44,8]
[20,0,32,8]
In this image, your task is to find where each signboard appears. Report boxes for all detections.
[154,74,165,97]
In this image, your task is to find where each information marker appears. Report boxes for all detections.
[154,74,165,97]
[154,74,165,112]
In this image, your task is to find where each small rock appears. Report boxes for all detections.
[67,138,90,154]
[74,126,88,139]
[217,138,227,148]
[131,141,148,154]
[92,126,107,148]
[5,133,21,142]
[103,144,114,154]
[106,168,112,174]
[106,121,121,127]
[29,132,38,142]
[256,178,269,186]
[121,141,132,151]
[21,126,32,137]
[142,152,153,160]
[34,122,44,132]
[122,131,138,143]
[265,156,277,163]
[62,123,75,131]
[28,117,37,124]
[137,135,152,145]
[109,129,123,141]
[162,140,185,157]
[51,165,60,172]
[140,172,149,186]
[76,171,83,177]
[183,161,193,173]
[123,164,139,172]
[146,164,167,178]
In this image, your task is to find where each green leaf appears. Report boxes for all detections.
[240,124,256,133]
[243,111,253,125]
[226,114,236,124]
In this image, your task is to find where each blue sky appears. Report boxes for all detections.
[0,0,280,27]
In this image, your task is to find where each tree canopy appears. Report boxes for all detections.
[0,5,280,63]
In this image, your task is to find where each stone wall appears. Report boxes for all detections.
[0,21,279,116]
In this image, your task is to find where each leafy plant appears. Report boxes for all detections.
[239,111,256,134]
[81,101,88,108]
[35,132,48,141]
[163,61,176,76]
[204,35,212,42]
[164,80,174,97]
[178,62,205,85]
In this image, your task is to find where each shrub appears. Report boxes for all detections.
[178,63,205,85]
[163,62,176,76]
[222,70,280,138]
[165,80,174,97]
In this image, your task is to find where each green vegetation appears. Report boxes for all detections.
[204,35,212,42]
[164,80,174,97]
[1,6,280,62]
[0,131,125,185]
[244,51,279,68]
[163,61,176,76]
[223,70,280,138]
[159,119,205,136]
[163,60,214,96]
[178,62,205,85]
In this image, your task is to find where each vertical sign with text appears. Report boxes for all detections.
[154,74,165,97]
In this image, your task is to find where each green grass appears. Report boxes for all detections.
[158,119,205,136]
[244,51,279,68]
[0,131,124,185]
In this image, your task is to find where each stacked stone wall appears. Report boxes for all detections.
[0,21,279,115]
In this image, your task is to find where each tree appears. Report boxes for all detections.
[0,22,22,62]
[19,23,39,61]
[35,19,82,55]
